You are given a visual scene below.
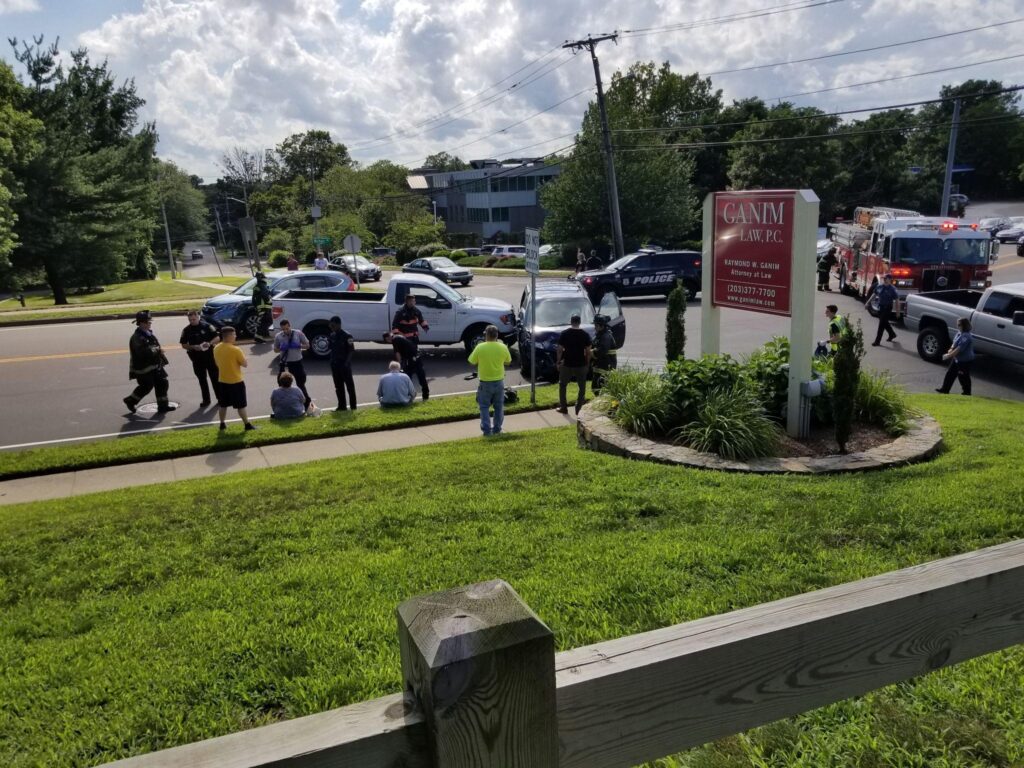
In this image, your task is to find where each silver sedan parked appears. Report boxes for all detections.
[401,256,473,286]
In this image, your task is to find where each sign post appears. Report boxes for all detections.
[343,234,362,289]
[524,228,541,405]
[701,190,819,438]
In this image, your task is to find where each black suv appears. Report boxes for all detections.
[517,280,625,380]
[576,249,701,302]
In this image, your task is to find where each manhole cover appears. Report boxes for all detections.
[134,401,181,417]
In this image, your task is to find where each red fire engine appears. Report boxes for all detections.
[828,206,995,319]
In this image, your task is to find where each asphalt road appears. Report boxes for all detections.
[2,207,1022,450]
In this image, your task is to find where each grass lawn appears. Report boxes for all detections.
[0,301,212,326]
[2,395,1023,766]
[6,279,224,311]
[0,386,562,479]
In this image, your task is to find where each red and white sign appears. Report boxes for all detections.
[712,190,796,317]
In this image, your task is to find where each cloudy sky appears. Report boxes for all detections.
[1,0,1020,181]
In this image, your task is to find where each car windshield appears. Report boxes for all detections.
[233,277,258,297]
[532,297,595,327]
[891,237,988,265]
[434,282,466,304]
[431,258,457,268]
[604,255,637,271]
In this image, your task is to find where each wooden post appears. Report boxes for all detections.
[396,579,558,768]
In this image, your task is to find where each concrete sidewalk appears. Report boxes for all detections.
[0,409,576,507]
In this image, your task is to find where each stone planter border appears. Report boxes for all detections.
[576,401,943,474]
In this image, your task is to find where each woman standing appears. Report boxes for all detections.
[936,317,975,395]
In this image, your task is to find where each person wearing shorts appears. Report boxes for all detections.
[212,326,256,431]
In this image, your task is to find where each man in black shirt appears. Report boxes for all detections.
[328,315,357,411]
[556,314,591,414]
[590,314,617,395]
[390,330,429,400]
[179,310,221,407]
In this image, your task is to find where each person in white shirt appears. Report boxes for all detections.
[377,361,415,406]
[273,319,311,408]
[313,252,328,271]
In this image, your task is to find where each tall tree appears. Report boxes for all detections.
[422,152,469,172]
[728,103,847,221]
[158,159,210,248]
[268,130,351,185]
[10,38,158,302]
[541,61,701,247]
[0,60,42,289]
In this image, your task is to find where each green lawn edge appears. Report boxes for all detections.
[2,394,1023,767]
[0,386,562,480]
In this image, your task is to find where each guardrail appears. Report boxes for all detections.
[103,539,1024,767]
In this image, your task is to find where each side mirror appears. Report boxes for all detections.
[1013,311,1024,327]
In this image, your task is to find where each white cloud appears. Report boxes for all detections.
[0,0,40,14]
[74,0,1022,181]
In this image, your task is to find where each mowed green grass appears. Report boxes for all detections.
[2,395,1024,767]
[0,387,562,479]
[6,279,225,310]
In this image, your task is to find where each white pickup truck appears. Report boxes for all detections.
[271,274,518,358]
[904,283,1024,364]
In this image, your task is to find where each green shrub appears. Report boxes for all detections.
[539,254,562,270]
[431,248,451,259]
[856,370,916,435]
[665,279,687,361]
[449,249,468,261]
[497,257,526,268]
[665,354,745,424]
[743,337,791,421]
[833,320,864,452]
[457,256,489,267]
[268,250,291,268]
[416,242,446,259]
[672,385,781,460]
[603,368,675,438]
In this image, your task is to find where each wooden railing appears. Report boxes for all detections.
[103,539,1024,767]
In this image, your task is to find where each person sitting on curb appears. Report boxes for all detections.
[377,360,415,407]
[270,371,306,419]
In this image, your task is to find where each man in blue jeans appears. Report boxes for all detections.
[467,324,512,436]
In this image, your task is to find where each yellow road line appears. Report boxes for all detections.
[0,349,127,364]
[991,259,1023,271]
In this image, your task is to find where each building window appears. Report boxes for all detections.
[467,208,490,223]
[491,207,509,222]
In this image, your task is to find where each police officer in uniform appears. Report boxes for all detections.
[870,274,899,346]
[252,272,272,342]
[590,314,617,394]
[123,310,176,414]
[179,309,220,406]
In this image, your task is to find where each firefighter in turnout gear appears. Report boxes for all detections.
[590,314,618,394]
[392,293,429,342]
[123,310,176,414]
[252,272,273,342]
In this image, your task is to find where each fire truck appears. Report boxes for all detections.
[828,205,996,319]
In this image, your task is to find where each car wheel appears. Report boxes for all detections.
[916,325,949,364]
[461,280,471,287]
[838,268,853,297]
[865,283,879,317]
[1017,243,1024,257]
[684,280,700,301]
[243,311,260,338]
[304,323,332,360]
[462,324,488,353]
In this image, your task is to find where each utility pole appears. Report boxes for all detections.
[157,167,176,278]
[940,98,961,218]
[564,33,625,262]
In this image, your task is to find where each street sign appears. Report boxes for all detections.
[343,234,362,254]
[524,227,540,275]
[711,191,797,317]
[311,205,322,219]
[313,236,332,247]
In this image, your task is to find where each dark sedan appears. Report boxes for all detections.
[328,253,382,281]
[402,256,473,286]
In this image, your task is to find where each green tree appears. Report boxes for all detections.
[832,320,864,453]
[728,103,847,221]
[542,62,700,247]
[423,152,469,171]
[9,39,158,302]
[665,279,687,360]
[835,109,920,213]
[268,130,351,185]
[388,211,445,260]
[158,160,209,247]
[0,60,42,289]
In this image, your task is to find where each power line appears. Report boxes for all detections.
[619,0,846,38]
[706,18,1024,76]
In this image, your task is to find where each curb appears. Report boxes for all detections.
[0,308,187,328]
[576,400,944,474]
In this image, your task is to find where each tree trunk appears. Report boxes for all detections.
[43,258,67,305]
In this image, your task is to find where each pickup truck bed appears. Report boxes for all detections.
[905,285,1024,364]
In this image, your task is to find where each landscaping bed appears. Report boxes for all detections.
[1,396,1023,766]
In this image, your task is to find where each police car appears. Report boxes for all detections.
[575,249,702,302]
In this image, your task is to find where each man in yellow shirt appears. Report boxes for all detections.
[467,324,512,436]
[212,326,256,431]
